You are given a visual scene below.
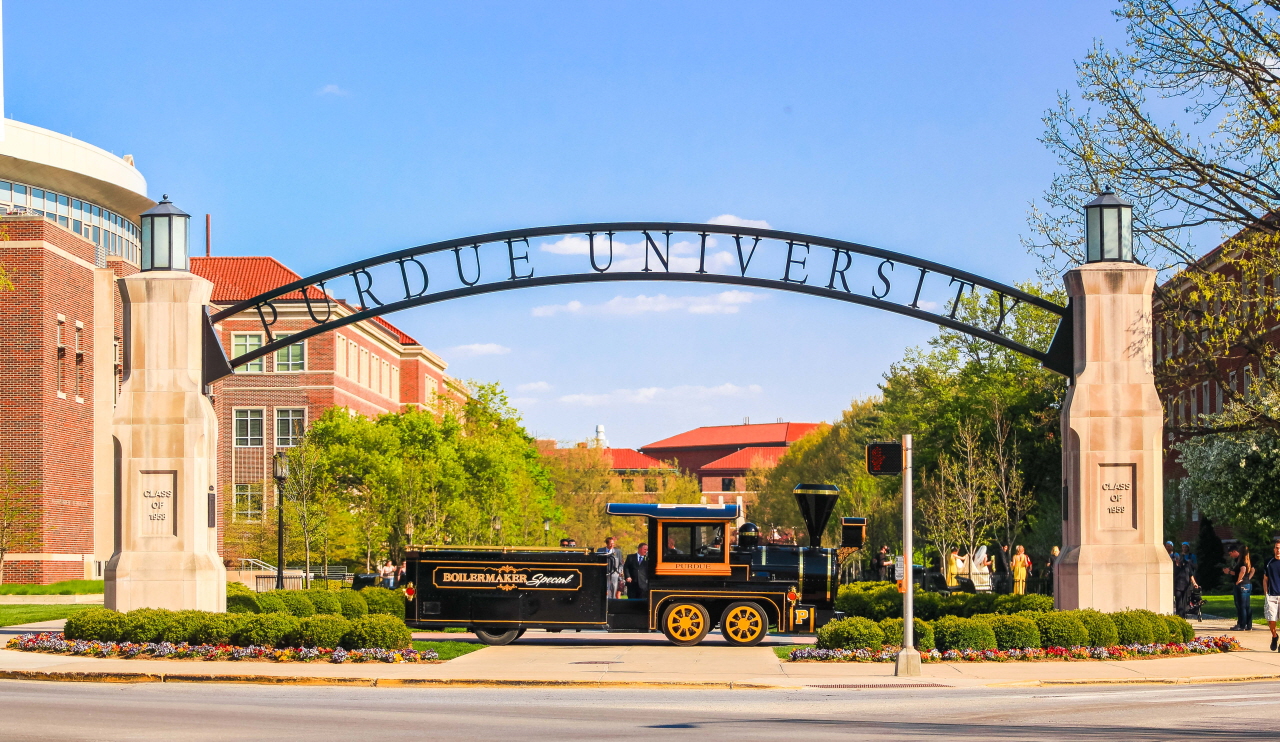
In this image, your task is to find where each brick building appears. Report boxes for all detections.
[190,256,463,557]
[639,421,824,502]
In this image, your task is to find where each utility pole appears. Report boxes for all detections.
[895,434,921,676]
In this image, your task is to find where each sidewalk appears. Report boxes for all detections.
[2,616,1278,689]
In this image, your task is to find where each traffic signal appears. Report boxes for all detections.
[865,442,903,475]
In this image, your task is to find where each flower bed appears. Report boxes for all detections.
[5,632,437,663]
[788,635,1240,663]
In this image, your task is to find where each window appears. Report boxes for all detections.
[274,333,305,372]
[56,315,66,397]
[276,408,305,447]
[721,478,736,492]
[1215,381,1223,413]
[233,484,264,522]
[644,477,658,493]
[620,478,634,491]
[1202,381,1211,416]
[1245,365,1254,400]
[336,338,346,377]
[232,334,264,373]
[661,522,725,562]
[234,409,264,447]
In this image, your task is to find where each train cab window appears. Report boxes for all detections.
[661,522,725,563]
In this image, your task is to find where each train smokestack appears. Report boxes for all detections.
[792,483,839,548]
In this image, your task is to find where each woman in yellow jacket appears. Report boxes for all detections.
[1011,545,1032,595]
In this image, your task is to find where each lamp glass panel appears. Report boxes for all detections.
[140,217,152,270]
[1086,207,1101,262]
[153,216,170,269]
[172,215,189,270]
[1120,207,1132,260]
[1104,207,1120,259]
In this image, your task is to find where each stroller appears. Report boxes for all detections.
[1186,585,1204,622]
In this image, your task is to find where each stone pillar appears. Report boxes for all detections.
[1056,262,1171,613]
[105,271,225,612]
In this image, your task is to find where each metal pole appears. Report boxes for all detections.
[276,485,285,590]
[895,433,921,676]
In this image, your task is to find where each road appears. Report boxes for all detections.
[3,680,1280,740]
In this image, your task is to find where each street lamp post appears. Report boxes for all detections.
[491,515,502,545]
[1084,190,1134,263]
[543,518,551,546]
[139,195,191,272]
[272,452,289,590]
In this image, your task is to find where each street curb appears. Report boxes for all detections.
[0,669,784,690]
[988,673,1280,687]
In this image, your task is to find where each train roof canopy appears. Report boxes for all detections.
[606,503,740,520]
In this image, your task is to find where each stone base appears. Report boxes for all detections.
[105,550,226,613]
[894,647,922,676]
[1055,542,1172,613]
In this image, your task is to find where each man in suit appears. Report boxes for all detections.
[624,543,650,598]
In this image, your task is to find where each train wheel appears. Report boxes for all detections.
[474,628,521,646]
[720,602,767,647]
[661,602,711,646]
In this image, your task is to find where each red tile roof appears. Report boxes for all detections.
[642,422,824,451]
[604,448,670,471]
[699,446,789,472]
[191,256,419,345]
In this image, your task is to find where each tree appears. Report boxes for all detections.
[924,422,1001,577]
[1196,516,1224,590]
[0,459,35,584]
[281,437,333,587]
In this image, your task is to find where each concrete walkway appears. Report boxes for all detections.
[2,616,1278,689]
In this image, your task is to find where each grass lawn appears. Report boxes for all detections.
[0,604,93,627]
[1200,593,1264,620]
[412,640,485,661]
[773,645,804,660]
[0,580,104,596]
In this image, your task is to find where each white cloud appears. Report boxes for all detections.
[536,234,734,273]
[450,343,511,356]
[517,381,551,392]
[317,84,349,96]
[558,383,763,407]
[532,290,764,318]
[707,214,772,230]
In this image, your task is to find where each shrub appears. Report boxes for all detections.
[255,592,289,614]
[1164,614,1195,643]
[963,593,998,617]
[294,614,352,649]
[159,610,210,644]
[1110,611,1155,645]
[877,617,935,650]
[226,581,254,597]
[360,587,406,617]
[835,585,902,620]
[190,613,244,645]
[233,613,300,648]
[336,590,369,620]
[1063,609,1118,648]
[816,617,884,650]
[849,581,897,592]
[994,594,1053,614]
[343,614,411,650]
[913,592,944,621]
[64,607,125,641]
[121,608,178,643]
[267,590,315,618]
[933,616,996,651]
[1132,609,1172,643]
[975,614,1041,650]
[305,589,342,615]
[226,593,261,614]
[1035,612,1089,648]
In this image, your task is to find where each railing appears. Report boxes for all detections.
[252,567,352,592]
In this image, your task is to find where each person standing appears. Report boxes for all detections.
[1173,549,1198,618]
[945,548,960,588]
[599,536,624,599]
[1045,546,1060,597]
[876,546,892,582]
[624,543,650,599]
[993,544,1011,594]
[1224,544,1254,631]
[1263,539,1280,651]
[1011,545,1031,595]
[378,560,395,589]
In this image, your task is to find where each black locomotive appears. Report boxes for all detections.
[402,484,864,646]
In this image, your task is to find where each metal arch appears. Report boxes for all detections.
[205,222,1072,382]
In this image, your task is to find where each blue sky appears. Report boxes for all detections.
[8,2,1119,447]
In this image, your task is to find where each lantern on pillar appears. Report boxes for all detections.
[140,195,191,271]
[1084,190,1133,263]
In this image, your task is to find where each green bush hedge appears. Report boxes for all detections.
[838,587,1055,621]
[254,592,289,614]
[266,590,315,618]
[159,610,209,644]
[305,590,342,615]
[295,615,352,649]
[933,616,997,651]
[64,607,125,641]
[1163,614,1195,643]
[816,616,884,650]
[1035,612,1088,648]
[226,582,255,597]
[343,614,411,650]
[336,589,369,620]
[1062,609,1118,648]
[226,593,261,614]
[1110,610,1155,645]
[877,617,935,650]
[1130,609,1172,643]
[975,614,1041,650]
[360,587,405,617]
[121,608,177,643]
[234,613,301,648]
[963,593,998,617]
[993,594,1054,614]
[190,613,243,645]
